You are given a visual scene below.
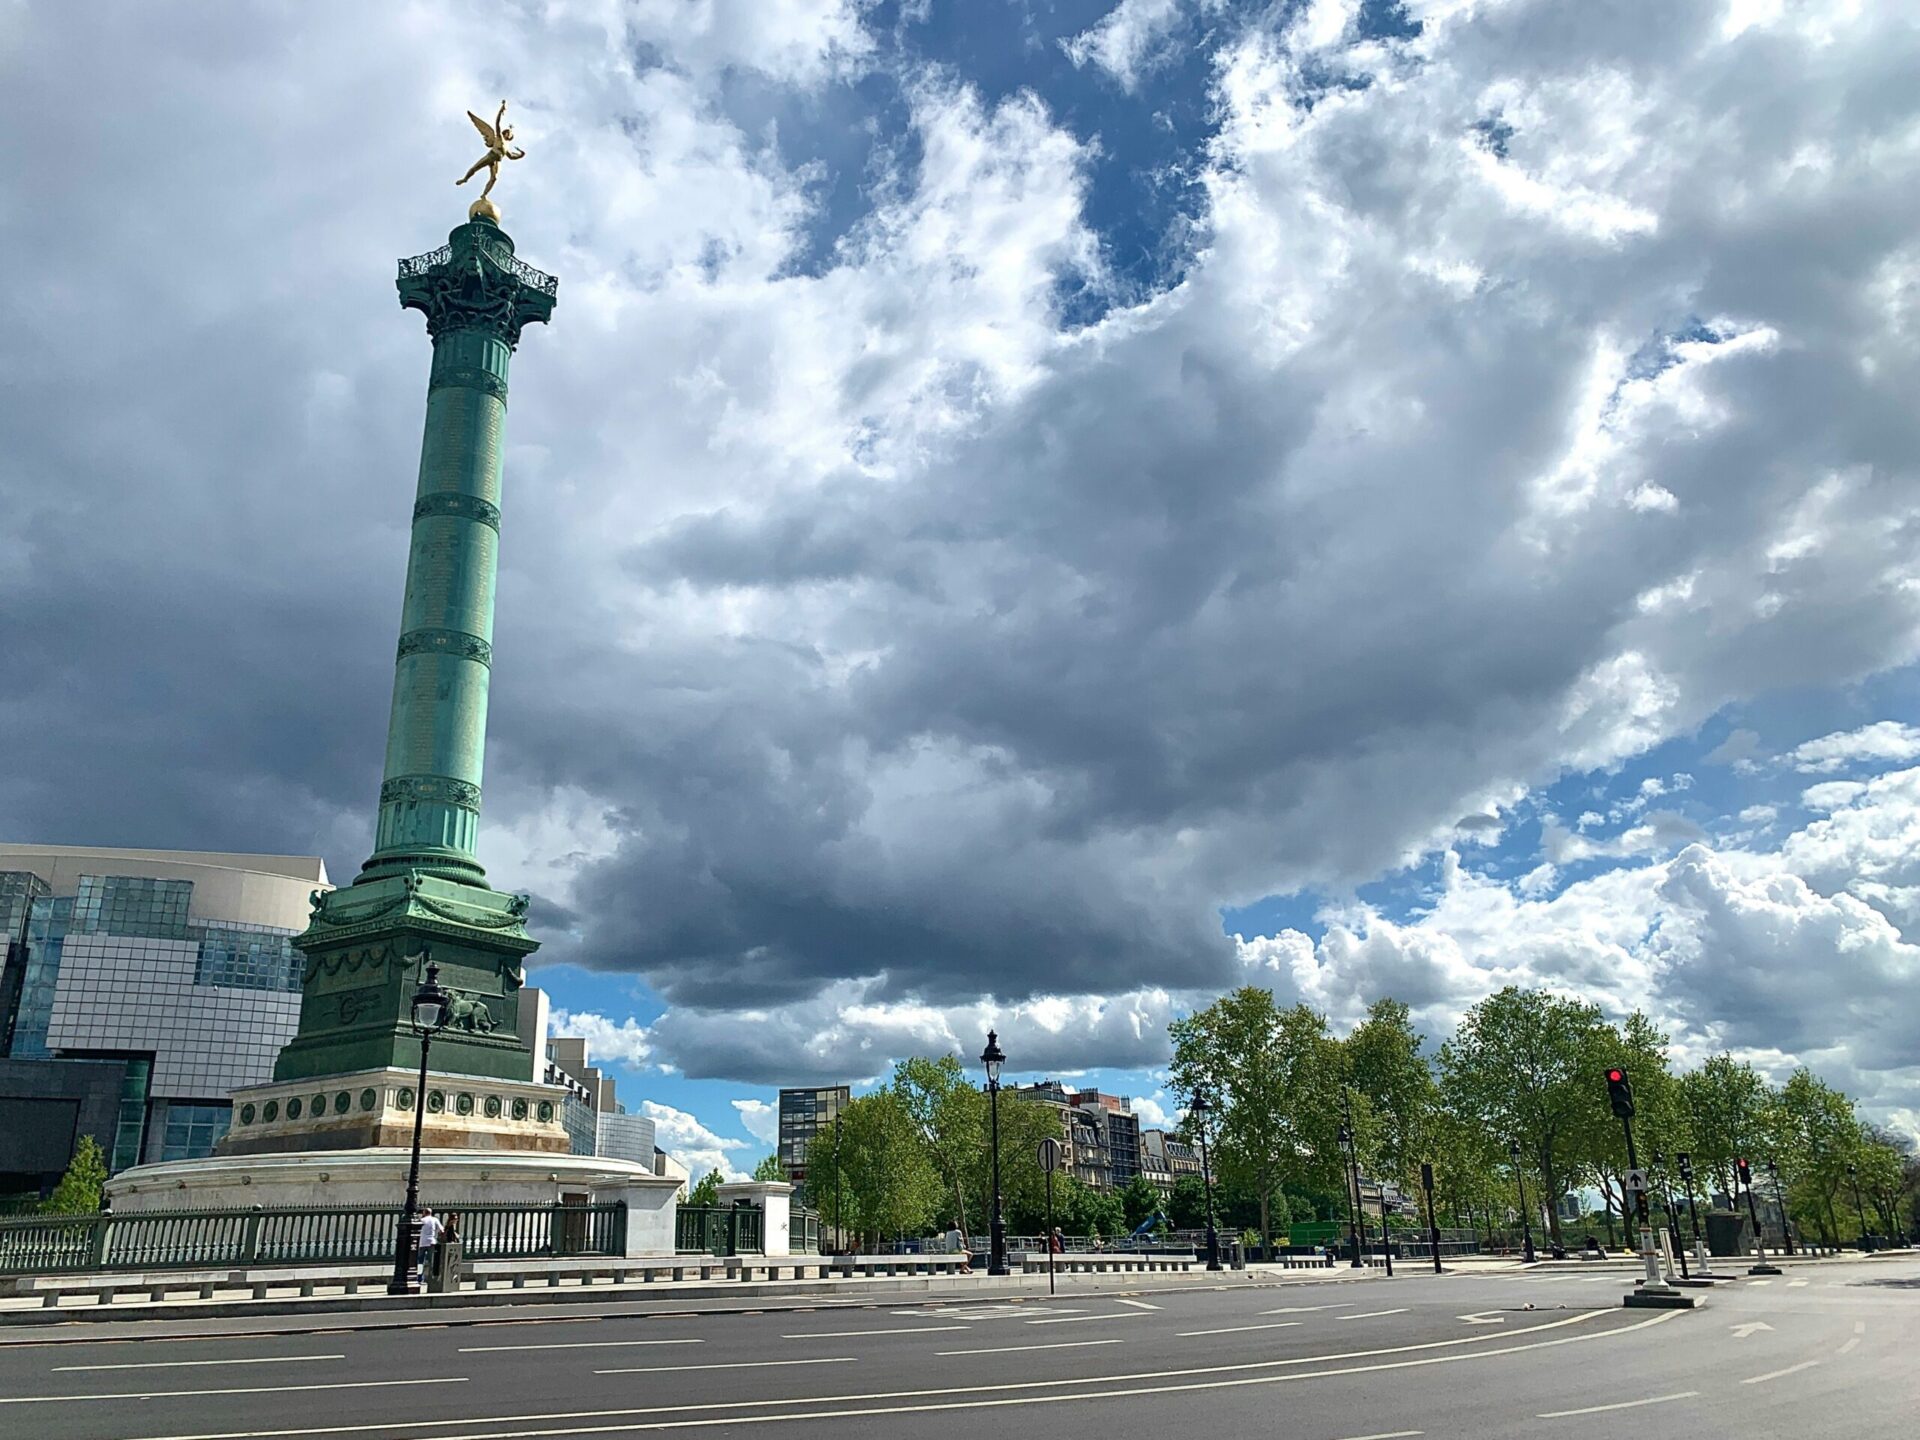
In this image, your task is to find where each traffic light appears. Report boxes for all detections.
[1606,1066,1634,1120]
[1736,1157,1753,1189]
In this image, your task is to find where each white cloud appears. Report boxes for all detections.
[1129,1091,1181,1131]
[1786,721,1920,774]
[1061,0,1190,90]
[731,1097,779,1146]
[640,1100,750,1184]
[546,1010,654,1067]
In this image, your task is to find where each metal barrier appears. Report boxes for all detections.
[792,1207,821,1254]
[0,1201,626,1277]
[675,1205,764,1256]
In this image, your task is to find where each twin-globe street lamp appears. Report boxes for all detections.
[387,957,450,1296]
[981,1030,1009,1276]
[1188,1086,1223,1271]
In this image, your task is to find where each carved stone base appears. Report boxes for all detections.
[218,1066,571,1157]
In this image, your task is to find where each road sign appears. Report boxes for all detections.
[1038,1137,1063,1173]
[1625,1168,1648,1194]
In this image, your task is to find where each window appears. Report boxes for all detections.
[159,1102,231,1161]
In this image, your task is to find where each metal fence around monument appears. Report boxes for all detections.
[0,1200,627,1277]
[674,1204,763,1256]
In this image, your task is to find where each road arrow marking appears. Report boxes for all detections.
[1458,1312,1506,1325]
[1730,1321,1774,1338]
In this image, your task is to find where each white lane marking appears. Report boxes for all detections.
[0,1378,463,1407]
[1338,1309,1410,1321]
[597,1360,855,1376]
[1334,1433,1423,1440]
[1787,1280,1808,1288]
[1837,1338,1860,1355]
[782,1326,970,1338]
[53,1355,345,1372]
[1262,1303,1351,1314]
[1177,1322,1302,1337]
[1741,1359,1821,1385]
[1025,1312,1149,1325]
[1729,1322,1773,1338]
[1539,1391,1697,1418]
[1458,1313,1505,1325]
[1115,1299,1161,1311]
[1748,1279,1773,1286]
[108,1309,1625,1440]
[461,1339,701,1353]
[154,1313,1682,1440]
[937,1340,1125,1356]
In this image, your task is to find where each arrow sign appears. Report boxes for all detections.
[1730,1321,1774,1338]
[1625,1168,1649,1193]
[1459,1312,1506,1325]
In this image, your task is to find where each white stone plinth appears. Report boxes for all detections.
[105,1150,683,1256]
[716,1180,793,1256]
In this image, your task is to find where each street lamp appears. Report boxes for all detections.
[1847,1162,1872,1251]
[387,957,449,1296]
[981,1030,1008,1276]
[1508,1139,1536,1265]
[1190,1085,1222,1271]
[1767,1158,1795,1256]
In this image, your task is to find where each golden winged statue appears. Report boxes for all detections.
[457,101,526,203]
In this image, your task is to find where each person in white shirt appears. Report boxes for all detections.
[415,1208,442,1284]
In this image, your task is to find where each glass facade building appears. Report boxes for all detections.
[0,846,327,1190]
[777,1085,851,1184]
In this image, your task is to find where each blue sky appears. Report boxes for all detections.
[4,0,1919,1181]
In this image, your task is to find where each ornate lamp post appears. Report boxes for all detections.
[1508,1139,1536,1265]
[981,1030,1009,1276]
[1340,1089,1366,1268]
[1767,1157,1795,1255]
[1847,1162,1872,1251]
[387,958,449,1296]
[1190,1085,1222,1271]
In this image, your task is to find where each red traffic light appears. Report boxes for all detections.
[1607,1068,1624,1082]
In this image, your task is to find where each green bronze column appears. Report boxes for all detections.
[253,211,558,1096]
[360,216,556,883]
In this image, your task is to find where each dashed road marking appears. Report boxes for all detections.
[1741,1360,1820,1385]
[462,1340,700,1353]
[937,1340,1124,1356]
[1026,1312,1149,1326]
[1115,1299,1162,1311]
[782,1326,970,1339]
[1177,1322,1303,1338]
[1540,1391,1698,1418]
[53,1356,345,1372]
[597,1360,855,1376]
[1338,1309,1410,1321]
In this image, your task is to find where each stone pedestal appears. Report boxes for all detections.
[717,1180,793,1256]
[219,1066,571,1156]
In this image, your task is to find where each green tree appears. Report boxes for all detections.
[1676,1053,1774,1199]
[685,1170,722,1209]
[890,1054,985,1237]
[965,1091,1063,1238]
[1170,987,1343,1255]
[42,1137,107,1216]
[1117,1172,1161,1233]
[1343,998,1439,1187]
[1768,1068,1864,1245]
[751,1153,787,1182]
[1166,1173,1212,1230]
[1438,987,1616,1246]
[813,1092,940,1249]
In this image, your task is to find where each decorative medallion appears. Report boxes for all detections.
[312,1094,328,1117]
[239,1103,256,1126]
[427,1090,446,1113]
[263,1100,279,1122]
[511,1098,528,1121]
[455,1092,475,1115]
[536,1100,554,1123]
[484,1095,502,1118]
[397,1088,415,1111]
[334,1091,352,1115]
[360,1088,378,1111]
[380,775,482,811]
[286,1098,303,1120]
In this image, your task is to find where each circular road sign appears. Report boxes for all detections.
[1038,1137,1064,1173]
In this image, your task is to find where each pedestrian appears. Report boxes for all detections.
[1049,1227,1064,1255]
[947,1217,973,1273]
[415,1206,442,1286]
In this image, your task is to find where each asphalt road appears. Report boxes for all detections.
[2,1257,1914,1440]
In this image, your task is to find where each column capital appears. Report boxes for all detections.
[397,218,558,348]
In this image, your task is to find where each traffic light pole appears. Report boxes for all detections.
[1421,1163,1442,1275]
[1742,1161,1781,1275]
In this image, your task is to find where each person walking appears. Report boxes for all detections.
[1049,1227,1064,1255]
[415,1207,442,1287]
[947,1217,973,1274]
